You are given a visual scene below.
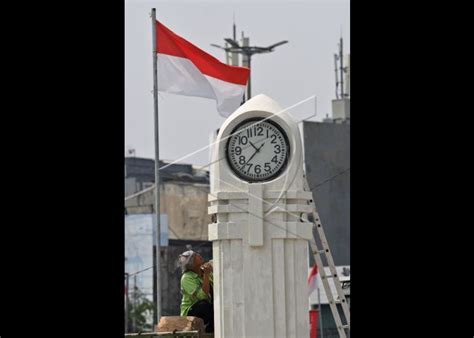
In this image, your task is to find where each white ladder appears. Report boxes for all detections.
[304,178,350,338]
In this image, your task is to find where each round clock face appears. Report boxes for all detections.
[226,118,290,182]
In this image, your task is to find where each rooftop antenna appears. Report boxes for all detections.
[334,31,345,100]
[126,147,136,157]
[233,12,236,41]
[334,53,339,99]
[211,26,288,101]
[339,33,344,99]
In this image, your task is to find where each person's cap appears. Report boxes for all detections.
[179,250,196,258]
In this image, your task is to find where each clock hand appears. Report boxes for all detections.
[239,137,266,153]
[242,150,258,170]
[241,143,265,170]
[248,140,259,151]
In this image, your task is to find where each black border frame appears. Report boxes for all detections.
[225,117,291,183]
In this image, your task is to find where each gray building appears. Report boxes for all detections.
[125,157,209,197]
[303,118,350,266]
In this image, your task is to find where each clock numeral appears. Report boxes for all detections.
[257,126,264,136]
[270,134,277,144]
[271,155,278,163]
[235,146,242,155]
[266,129,269,138]
[246,128,252,137]
[264,163,271,172]
[239,156,246,165]
[274,144,281,154]
[254,165,261,174]
[246,163,253,172]
[239,135,248,145]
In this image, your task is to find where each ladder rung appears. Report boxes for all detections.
[329,297,348,305]
[339,325,350,329]
[313,249,325,255]
[321,274,338,279]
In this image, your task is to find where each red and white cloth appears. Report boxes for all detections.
[156,20,250,117]
[308,264,318,296]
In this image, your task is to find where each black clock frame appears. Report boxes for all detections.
[225,117,290,183]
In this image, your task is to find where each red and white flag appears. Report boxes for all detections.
[308,263,318,297]
[156,20,250,117]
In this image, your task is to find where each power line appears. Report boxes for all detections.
[126,266,154,277]
[313,168,350,190]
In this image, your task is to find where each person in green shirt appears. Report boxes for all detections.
[177,250,214,333]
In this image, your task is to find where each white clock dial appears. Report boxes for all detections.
[226,118,289,182]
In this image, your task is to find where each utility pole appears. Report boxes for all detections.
[133,275,137,332]
[241,33,251,100]
[125,272,129,333]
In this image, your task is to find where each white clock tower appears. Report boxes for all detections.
[209,94,312,338]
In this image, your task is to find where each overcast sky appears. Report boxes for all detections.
[125,0,350,166]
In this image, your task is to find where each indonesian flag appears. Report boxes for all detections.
[308,263,318,297]
[156,20,250,117]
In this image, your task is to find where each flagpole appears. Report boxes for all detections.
[151,7,162,328]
